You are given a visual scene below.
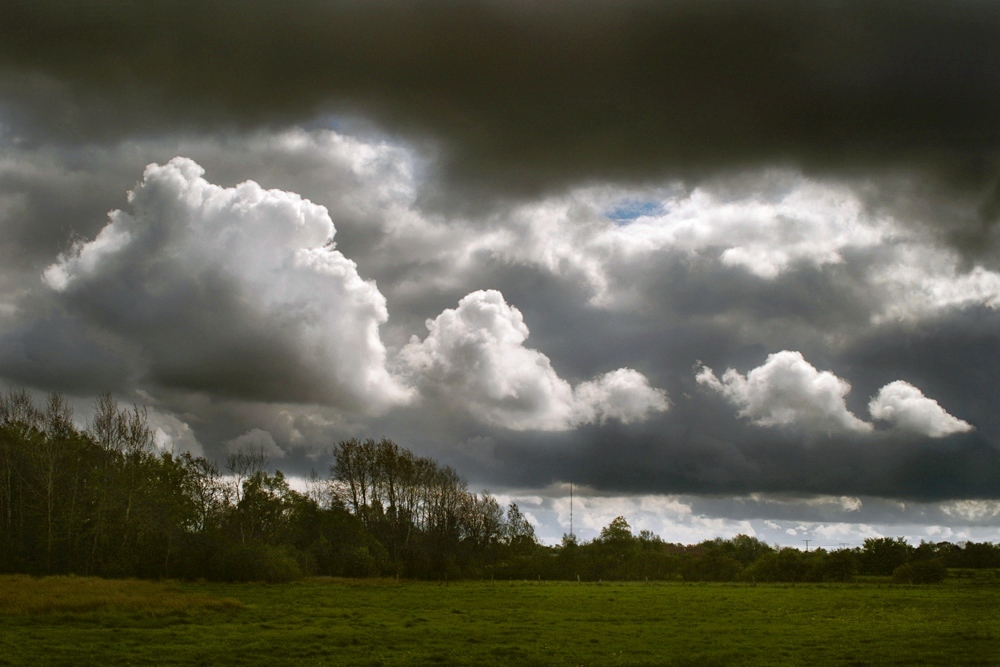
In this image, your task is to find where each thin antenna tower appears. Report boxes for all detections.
[570,482,574,539]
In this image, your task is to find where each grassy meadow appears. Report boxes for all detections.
[1,575,998,666]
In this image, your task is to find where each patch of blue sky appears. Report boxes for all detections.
[604,198,666,225]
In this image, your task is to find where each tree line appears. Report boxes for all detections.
[1,389,997,583]
[0,389,536,581]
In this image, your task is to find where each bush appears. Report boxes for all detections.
[681,553,743,582]
[744,548,812,583]
[861,537,913,575]
[814,549,858,582]
[892,559,947,584]
[211,542,304,583]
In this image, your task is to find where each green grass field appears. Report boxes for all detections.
[1,576,997,666]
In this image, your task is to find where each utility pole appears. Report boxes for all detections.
[569,482,574,540]
[803,539,811,552]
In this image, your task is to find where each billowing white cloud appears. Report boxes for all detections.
[572,368,671,425]
[607,179,886,279]
[399,290,668,430]
[443,171,1000,323]
[697,350,873,434]
[872,244,1000,322]
[869,380,974,438]
[43,157,411,411]
[699,353,976,439]
[467,175,891,309]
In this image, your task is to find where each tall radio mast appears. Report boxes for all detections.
[569,482,574,539]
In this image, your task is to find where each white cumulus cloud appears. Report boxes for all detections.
[869,380,974,438]
[699,352,977,439]
[696,350,872,434]
[43,157,411,411]
[399,290,668,430]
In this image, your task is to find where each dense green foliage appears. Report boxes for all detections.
[2,576,999,666]
[3,388,1000,584]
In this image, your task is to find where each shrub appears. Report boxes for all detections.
[814,549,858,582]
[892,558,947,584]
[744,548,811,583]
[211,542,304,583]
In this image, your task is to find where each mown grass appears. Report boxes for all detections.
[1,576,997,666]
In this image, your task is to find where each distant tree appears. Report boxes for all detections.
[957,542,1000,569]
[226,447,269,506]
[814,548,858,582]
[744,548,810,583]
[860,537,913,576]
[504,503,537,549]
[682,550,742,582]
[461,490,505,556]
[599,516,634,545]
[727,534,774,566]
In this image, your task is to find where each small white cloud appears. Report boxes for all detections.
[837,496,863,512]
[400,290,668,430]
[572,368,670,425]
[697,350,872,434]
[868,380,974,437]
[812,523,882,543]
[226,428,285,460]
[940,500,1000,522]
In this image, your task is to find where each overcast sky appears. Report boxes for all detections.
[3,0,1000,547]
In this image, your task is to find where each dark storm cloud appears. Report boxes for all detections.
[0,311,132,393]
[463,283,1000,502]
[843,306,1000,438]
[487,399,1000,503]
[4,0,1000,224]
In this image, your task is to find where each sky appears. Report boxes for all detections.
[2,0,1000,547]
